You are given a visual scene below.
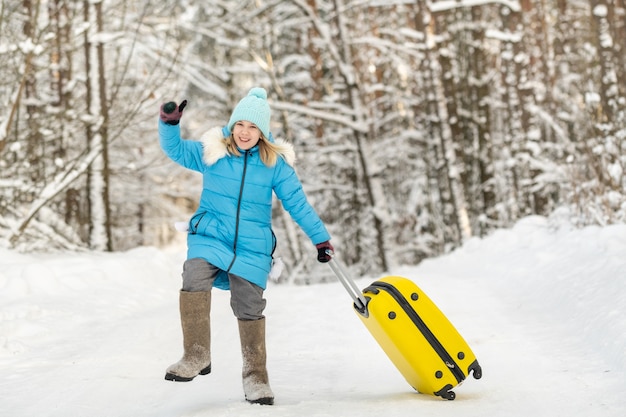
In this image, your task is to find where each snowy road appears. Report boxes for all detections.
[1,216,625,416]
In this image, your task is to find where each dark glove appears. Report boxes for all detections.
[160,100,187,125]
[316,241,334,263]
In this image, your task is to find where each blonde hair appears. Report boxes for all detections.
[225,133,282,167]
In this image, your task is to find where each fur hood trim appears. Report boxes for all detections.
[199,127,296,167]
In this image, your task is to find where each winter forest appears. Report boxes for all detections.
[0,0,625,281]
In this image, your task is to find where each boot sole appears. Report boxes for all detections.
[164,364,211,382]
[246,396,274,406]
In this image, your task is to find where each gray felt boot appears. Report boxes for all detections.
[164,291,212,382]
[238,318,274,405]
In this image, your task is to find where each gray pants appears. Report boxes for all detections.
[181,257,266,320]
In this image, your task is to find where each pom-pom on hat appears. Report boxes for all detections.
[227,87,271,139]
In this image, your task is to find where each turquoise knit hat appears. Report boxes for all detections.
[227,87,271,139]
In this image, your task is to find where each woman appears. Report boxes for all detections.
[158,87,334,405]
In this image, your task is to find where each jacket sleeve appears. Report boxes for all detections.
[158,120,205,172]
[273,160,331,245]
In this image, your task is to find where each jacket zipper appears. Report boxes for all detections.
[226,150,249,272]
[366,281,466,384]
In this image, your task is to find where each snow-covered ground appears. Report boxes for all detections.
[1,215,625,417]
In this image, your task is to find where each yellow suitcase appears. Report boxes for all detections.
[329,259,482,400]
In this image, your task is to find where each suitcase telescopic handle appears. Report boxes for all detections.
[326,251,368,311]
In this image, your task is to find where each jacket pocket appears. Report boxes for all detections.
[270,229,277,256]
[188,212,206,235]
[260,227,276,256]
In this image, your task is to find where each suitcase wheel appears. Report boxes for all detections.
[469,360,482,379]
[443,391,456,401]
[435,384,456,400]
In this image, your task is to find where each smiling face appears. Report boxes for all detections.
[232,121,262,150]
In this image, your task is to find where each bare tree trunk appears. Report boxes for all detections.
[590,0,620,126]
[95,1,113,251]
[436,8,474,243]
[83,0,95,245]
[1,2,38,154]
[84,0,112,251]
[613,0,626,97]
[306,0,325,143]
[49,0,85,239]
[499,7,528,220]
[22,0,45,184]
[468,6,496,234]
[588,0,623,191]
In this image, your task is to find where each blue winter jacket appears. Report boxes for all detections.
[159,121,330,290]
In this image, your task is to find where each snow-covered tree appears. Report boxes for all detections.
[1,0,624,283]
